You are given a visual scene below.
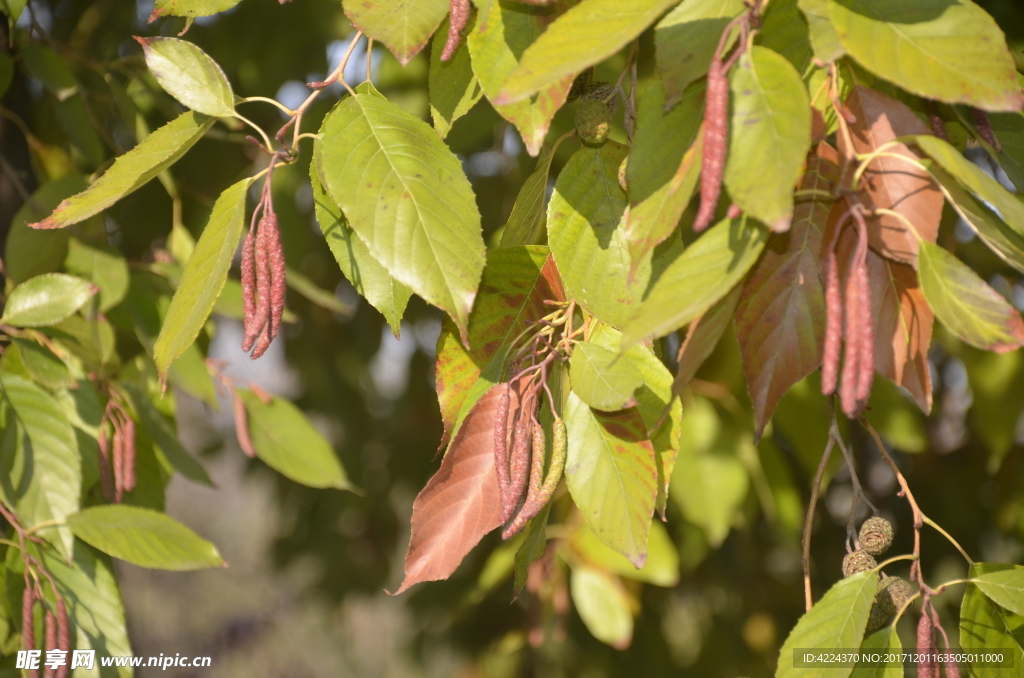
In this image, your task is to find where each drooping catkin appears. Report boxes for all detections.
[917,609,937,678]
[822,247,842,394]
[43,610,55,667]
[112,421,126,504]
[22,583,36,653]
[97,424,114,502]
[694,56,729,233]
[973,108,1003,153]
[441,0,470,62]
[502,420,547,539]
[853,254,874,409]
[240,229,258,351]
[247,214,273,354]
[505,417,531,523]
[55,597,69,678]
[234,395,256,458]
[493,387,512,503]
[924,101,948,141]
[121,414,137,494]
[265,211,287,344]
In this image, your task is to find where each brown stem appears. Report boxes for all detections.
[802,432,836,611]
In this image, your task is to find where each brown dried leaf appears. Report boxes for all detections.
[393,385,505,594]
[736,143,838,438]
[840,86,943,266]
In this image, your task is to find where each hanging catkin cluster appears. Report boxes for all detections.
[821,206,875,418]
[98,395,136,503]
[241,156,287,360]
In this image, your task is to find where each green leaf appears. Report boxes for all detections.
[976,567,1024,617]
[497,0,681,104]
[135,36,236,117]
[623,216,768,348]
[851,627,902,678]
[154,177,250,375]
[63,238,130,312]
[961,563,1024,678]
[119,383,212,486]
[758,0,815,77]
[798,0,845,62]
[654,0,744,109]
[67,505,224,570]
[564,391,657,568]
[776,571,879,678]
[724,46,811,232]
[150,0,242,21]
[827,0,1024,111]
[983,111,1024,192]
[914,134,1024,244]
[1,273,94,328]
[22,43,76,99]
[549,141,652,329]
[237,390,353,490]
[316,83,485,337]
[0,374,81,559]
[570,520,679,587]
[310,163,411,335]
[569,341,645,412]
[467,0,574,155]
[917,240,1024,353]
[429,14,483,139]
[29,111,213,230]
[4,176,84,285]
[623,79,704,271]
[926,162,1024,273]
[345,0,448,66]
[500,140,560,247]
[40,543,134,678]
[11,339,73,391]
[570,566,634,649]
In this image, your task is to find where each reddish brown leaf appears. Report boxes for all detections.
[393,385,505,594]
[435,249,563,446]
[835,224,934,413]
[736,143,838,438]
[840,86,943,266]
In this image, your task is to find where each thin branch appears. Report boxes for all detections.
[803,432,835,611]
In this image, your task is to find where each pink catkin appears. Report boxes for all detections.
[121,415,136,494]
[839,240,863,418]
[441,0,470,62]
[22,584,35,653]
[247,218,272,355]
[493,387,512,502]
[505,417,531,523]
[502,422,546,539]
[234,396,256,458]
[43,611,55,675]
[240,229,258,350]
[112,423,126,504]
[264,212,287,343]
[853,253,874,410]
[97,424,113,502]
[821,249,842,394]
[694,58,729,233]
[55,597,69,678]
[917,610,937,678]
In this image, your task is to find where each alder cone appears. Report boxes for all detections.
[859,516,894,555]
[575,99,613,146]
[842,549,877,577]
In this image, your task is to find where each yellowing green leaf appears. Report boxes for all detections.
[150,0,241,21]
[570,566,634,649]
[798,0,844,62]
[467,0,573,156]
[154,177,250,376]
[564,392,657,568]
[497,0,680,104]
[317,83,485,337]
[918,240,1024,353]
[828,0,1024,111]
[622,217,768,348]
[0,374,81,559]
[499,139,560,247]
[136,36,235,117]
[310,165,411,335]
[11,339,73,391]
[29,111,212,230]
[776,571,878,678]
[238,390,353,490]
[975,566,1024,617]
[1,273,94,328]
[569,341,645,412]
[571,520,679,587]
[345,0,448,66]
[63,239,130,312]
[549,141,652,329]
[430,14,483,139]
[654,0,744,109]
[961,563,1024,678]
[67,505,224,571]
[724,46,811,232]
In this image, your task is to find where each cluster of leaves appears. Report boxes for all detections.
[2,0,1024,673]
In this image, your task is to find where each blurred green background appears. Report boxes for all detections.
[2,0,1024,675]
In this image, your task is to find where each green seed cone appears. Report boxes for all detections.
[575,98,613,146]
[859,517,894,556]
[842,550,877,577]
